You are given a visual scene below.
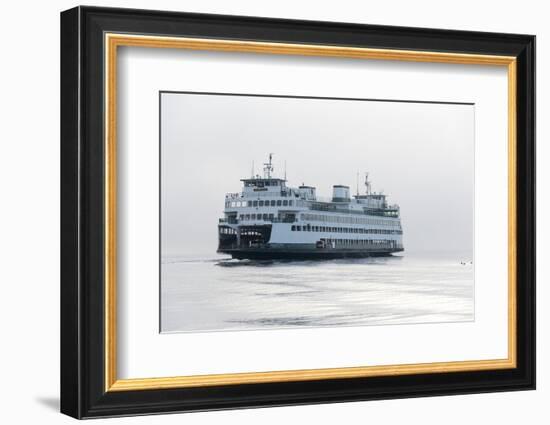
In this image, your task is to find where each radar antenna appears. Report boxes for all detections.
[263,153,274,178]
[365,172,372,195]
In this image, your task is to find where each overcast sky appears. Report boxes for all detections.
[161,92,474,257]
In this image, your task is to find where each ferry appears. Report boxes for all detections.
[217,154,404,260]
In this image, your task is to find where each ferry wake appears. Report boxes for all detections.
[217,154,404,260]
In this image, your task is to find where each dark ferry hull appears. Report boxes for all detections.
[218,246,404,260]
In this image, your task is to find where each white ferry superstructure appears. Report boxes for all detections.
[218,154,404,260]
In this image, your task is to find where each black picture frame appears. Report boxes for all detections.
[61,5,535,419]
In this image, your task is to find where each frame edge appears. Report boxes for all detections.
[60,6,83,420]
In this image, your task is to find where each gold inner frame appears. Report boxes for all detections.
[104,33,517,392]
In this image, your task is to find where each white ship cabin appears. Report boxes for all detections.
[223,176,299,225]
[219,155,403,250]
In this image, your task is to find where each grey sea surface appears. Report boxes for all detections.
[160,251,474,333]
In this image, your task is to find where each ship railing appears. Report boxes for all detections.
[220,217,297,224]
[306,204,396,217]
[226,191,301,199]
[309,195,333,203]
[225,192,241,199]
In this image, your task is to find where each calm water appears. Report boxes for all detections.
[161,251,474,333]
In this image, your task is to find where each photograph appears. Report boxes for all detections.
[160,92,475,333]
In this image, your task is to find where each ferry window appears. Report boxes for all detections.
[283,200,288,206]
[253,201,258,207]
[269,213,274,220]
[291,225,296,231]
[297,226,301,231]
[270,200,276,207]
[288,200,293,206]
[251,214,256,220]
[262,213,268,220]
[245,214,250,220]
[242,201,248,207]
[231,202,236,207]
[259,200,264,207]
[277,200,282,206]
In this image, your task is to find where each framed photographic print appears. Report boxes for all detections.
[60,6,535,419]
